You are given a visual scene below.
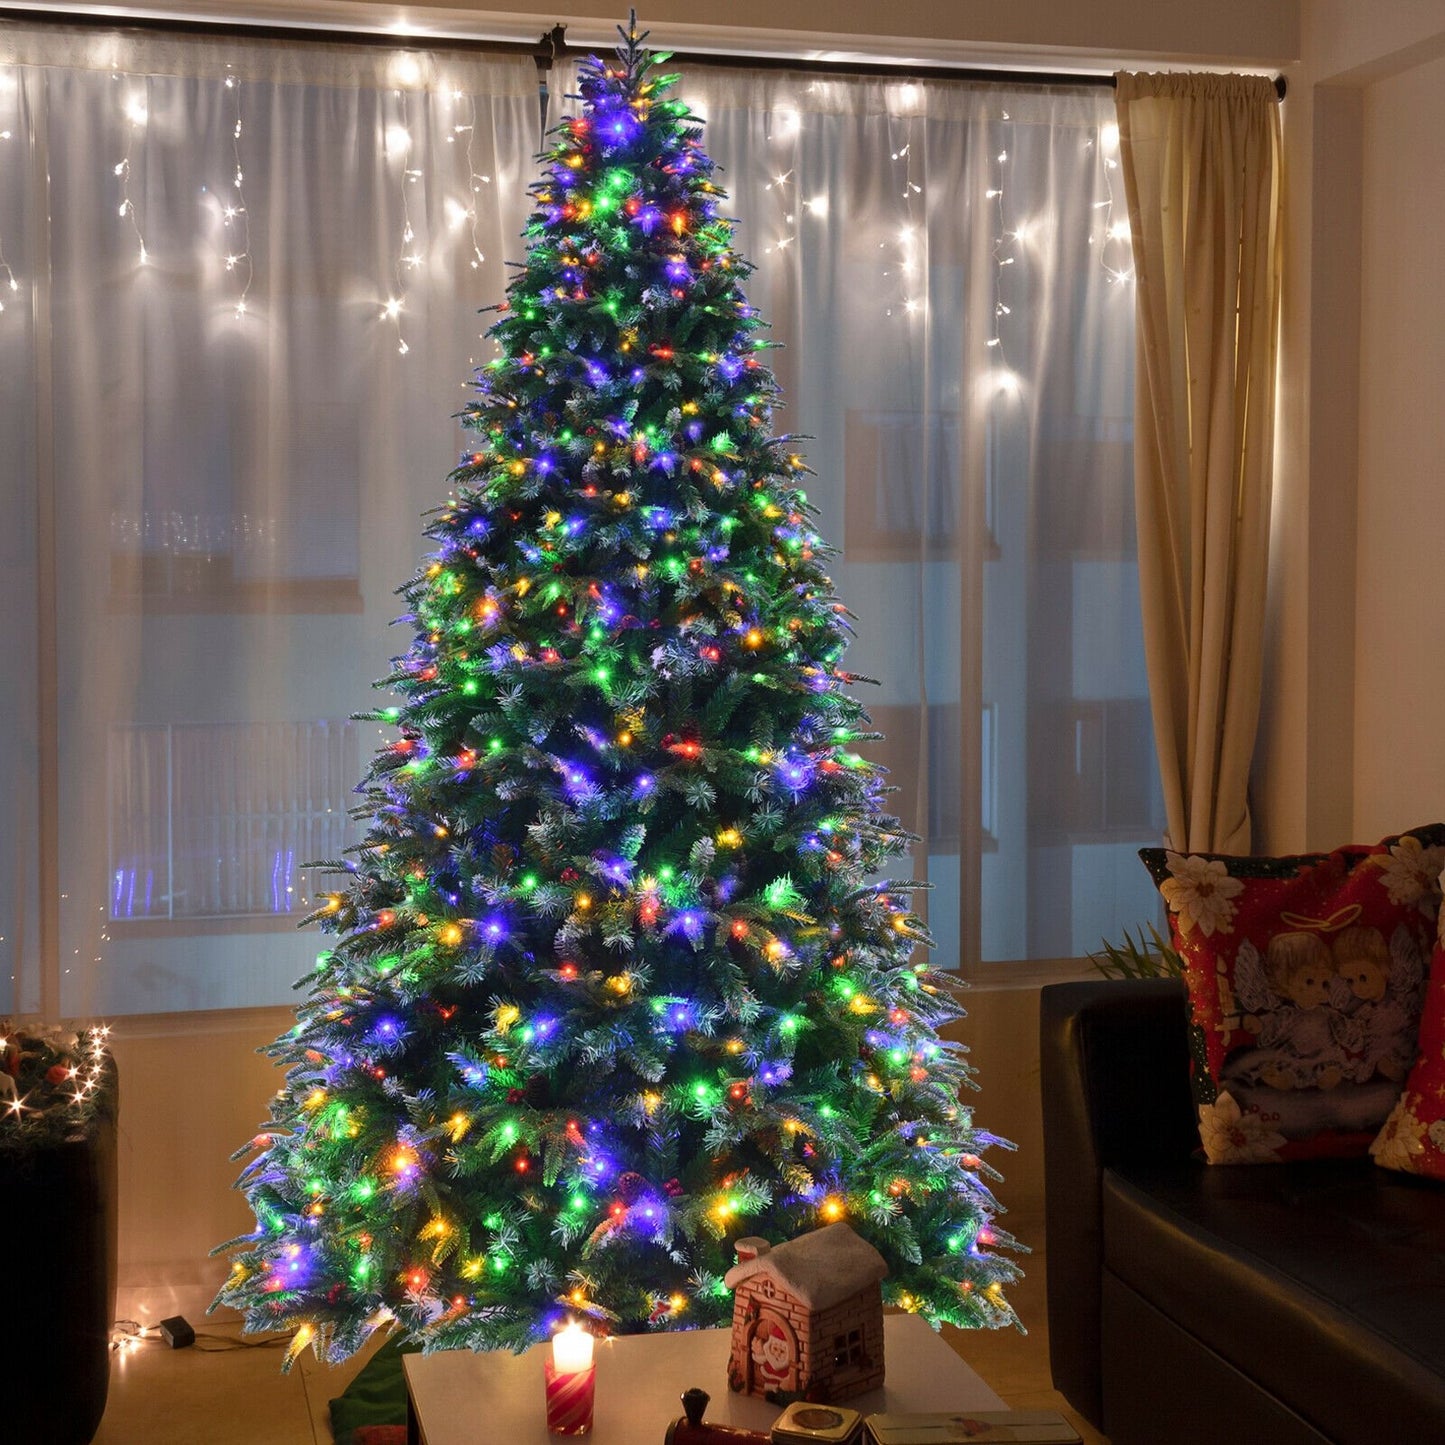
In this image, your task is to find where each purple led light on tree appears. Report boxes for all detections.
[213,14,1020,1366]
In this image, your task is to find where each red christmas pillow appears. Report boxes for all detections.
[1141,825,1445,1164]
[1371,902,1445,1180]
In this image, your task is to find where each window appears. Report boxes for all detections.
[687,69,1164,969]
[1,25,539,1014]
[108,720,362,924]
[1,27,1161,1016]
[832,1328,867,1371]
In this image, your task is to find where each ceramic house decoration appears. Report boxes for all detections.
[725,1222,888,1403]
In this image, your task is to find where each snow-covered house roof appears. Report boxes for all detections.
[723,1222,888,1311]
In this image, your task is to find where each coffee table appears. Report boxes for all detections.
[404,1313,1006,1444]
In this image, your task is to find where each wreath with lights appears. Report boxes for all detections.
[0,1023,116,1152]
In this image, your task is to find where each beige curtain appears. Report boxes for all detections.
[1115,72,1283,855]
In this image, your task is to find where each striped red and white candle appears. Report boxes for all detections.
[544,1321,596,1436]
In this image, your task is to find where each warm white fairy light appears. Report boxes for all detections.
[882,109,924,321]
[115,79,149,265]
[986,111,1020,361]
[0,1023,109,1128]
[892,142,921,199]
[451,89,491,271]
[0,104,14,314]
[389,51,423,88]
[221,66,254,318]
[1087,119,1133,284]
[0,243,16,316]
[112,1328,145,1356]
[759,109,800,260]
[383,85,423,355]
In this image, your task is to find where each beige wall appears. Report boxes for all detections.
[1255,0,1445,850]
[1352,50,1445,838]
[111,1010,293,1323]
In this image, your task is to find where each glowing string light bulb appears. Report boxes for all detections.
[0,237,16,317]
[1089,119,1134,284]
[222,66,253,318]
[384,85,423,355]
[115,82,149,265]
[0,100,15,315]
[986,112,1019,361]
[457,87,491,271]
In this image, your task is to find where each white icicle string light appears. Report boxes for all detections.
[451,87,491,272]
[762,82,830,261]
[760,155,794,259]
[0,244,16,314]
[883,83,923,322]
[384,83,425,356]
[0,75,15,315]
[223,65,254,318]
[1089,119,1133,285]
[115,76,149,265]
[986,112,1018,363]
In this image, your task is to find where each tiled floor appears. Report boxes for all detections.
[94,1222,1106,1444]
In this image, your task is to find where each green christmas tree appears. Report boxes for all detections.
[214,19,1021,1365]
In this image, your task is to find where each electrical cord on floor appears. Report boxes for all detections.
[193,1331,298,1351]
[111,1317,297,1352]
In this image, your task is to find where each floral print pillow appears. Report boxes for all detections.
[1371,891,1445,1181]
[1141,825,1445,1164]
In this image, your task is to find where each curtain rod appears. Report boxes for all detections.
[0,7,1286,99]
[645,44,1286,100]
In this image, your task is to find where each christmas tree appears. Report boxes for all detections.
[214,18,1021,1365]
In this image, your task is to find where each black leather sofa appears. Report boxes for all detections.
[1040,979,1445,1445]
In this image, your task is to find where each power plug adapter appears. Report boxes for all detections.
[159,1315,196,1349]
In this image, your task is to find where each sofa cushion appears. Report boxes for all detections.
[1373,919,1445,1180]
[1140,826,1445,1162]
[1102,1158,1445,1443]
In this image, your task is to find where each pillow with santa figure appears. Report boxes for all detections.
[1140,824,1445,1164]
[1370,889,1445,1181]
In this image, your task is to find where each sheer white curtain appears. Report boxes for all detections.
[663,65,1161,968]
[1,24,538,1015]
[2,29,1158,1018]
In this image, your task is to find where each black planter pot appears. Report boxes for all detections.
[4,1059,118,1444]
